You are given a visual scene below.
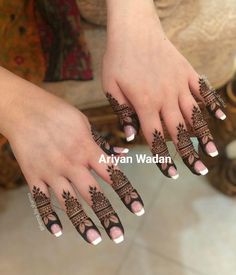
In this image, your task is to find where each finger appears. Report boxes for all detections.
[68,167,125,244]
[138,110,179,179]
[30,183,63,237]
[105,84,140,142]
[189,73,226,120]
[90,125,129,155]
[89,145,145,216]
[179,93,219,157]
[51,177,102,245]
[161,102,208,176]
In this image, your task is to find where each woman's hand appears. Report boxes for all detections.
[103,0,226,179]
[0,67,144,245]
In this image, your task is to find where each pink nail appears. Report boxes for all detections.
[51,224,62,237]
[124,126,137,142]
[113,147,129,154]
[205,141,218,157]
[168,166,179,179]
[194,160,208,175]
[110,227,124,244]
[87,229,102,245]
[131,201,145,216]
[215,109,226,120]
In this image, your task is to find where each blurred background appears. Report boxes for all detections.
[0,0,236,274]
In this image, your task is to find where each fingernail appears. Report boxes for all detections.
[87,229,102,245]
[168,166,179,179]
[131,201,145,216]
[215,109,226,120]
[194,161,209,175]
[110,226,124,244]
[113,147,129,154]
[51,224,62,237]
[124,126,137,142]
[205,142,219,157]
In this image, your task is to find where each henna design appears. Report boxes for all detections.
[176,123,200,175]
[191,106,214,155]
[32,186,62,234]
[89,186,124,238]
[91,126,118,156]
[199,75,226,116]
[107,165,144,212]
[106,92,140,134]
[62,191,100,244]
[151,130,176,178]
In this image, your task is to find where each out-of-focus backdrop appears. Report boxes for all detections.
[0,0,236,274]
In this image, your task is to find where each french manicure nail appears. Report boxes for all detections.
[113,147,129,154]
[87,229,102,245]
[131,201,145,216]
[215,109,226,120]
[110,226,124,244]
[124,126,137,142]
[195,161,209,175]
[168,166,179,180]
[51,224,63,237]
[205,142,219,157]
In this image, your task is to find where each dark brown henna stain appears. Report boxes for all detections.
[176,123,200,175]
[91,125,118,156]
[191,106,214,155]
[151,130,176,178]
[89,186,124,238]
[106,92,140,134]
[32,186,62,234]
[199,75,226,116]
[107,165,144,212]
[62,191,100,244]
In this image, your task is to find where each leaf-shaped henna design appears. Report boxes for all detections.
[32,186,62,234]
[199,75,226,117]
[191,106,214,155]
[176,123,200,175]
[62,190,100,244]
[91,125,118,156]
[106,165,144,213]
[151,130,177,178]
[89,186,124,238]
[106,92,140,135]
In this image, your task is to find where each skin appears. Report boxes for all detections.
[103,0,226,177]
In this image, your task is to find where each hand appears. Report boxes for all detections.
[103,0,226,179]
[0,68,144,245]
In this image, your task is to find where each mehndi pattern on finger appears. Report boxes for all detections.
[32,186,62,235]
[107,165,144,213]
[106,92,140,134]
[91,125,118,156]
[191,106,214,155]
[62,190,100,244]
[176,123,200,175]
[151,129,177,178]
[89,186,124,238]
[199,75,226,117]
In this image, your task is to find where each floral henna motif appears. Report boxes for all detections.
[89,186,124,238]
[91,126,118,156]
[151,130,176,178]
[199,75,226,116]
[191,106,214,155]
[176,123,200,175]
[62,191,100,244]
[107,165,144,212]
[32,186,62,234]
[106,92,140,134]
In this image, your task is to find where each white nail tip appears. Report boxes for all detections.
[209,151,219,157]
[171,174,179,180]
[135,208,145,216]
[121,148,129,154]
[92,236,102,245]
[54,231,62,237]
[113,235,124,244]
[200,168,209,175]
[126,134,135,142]
[220,114,226,120]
